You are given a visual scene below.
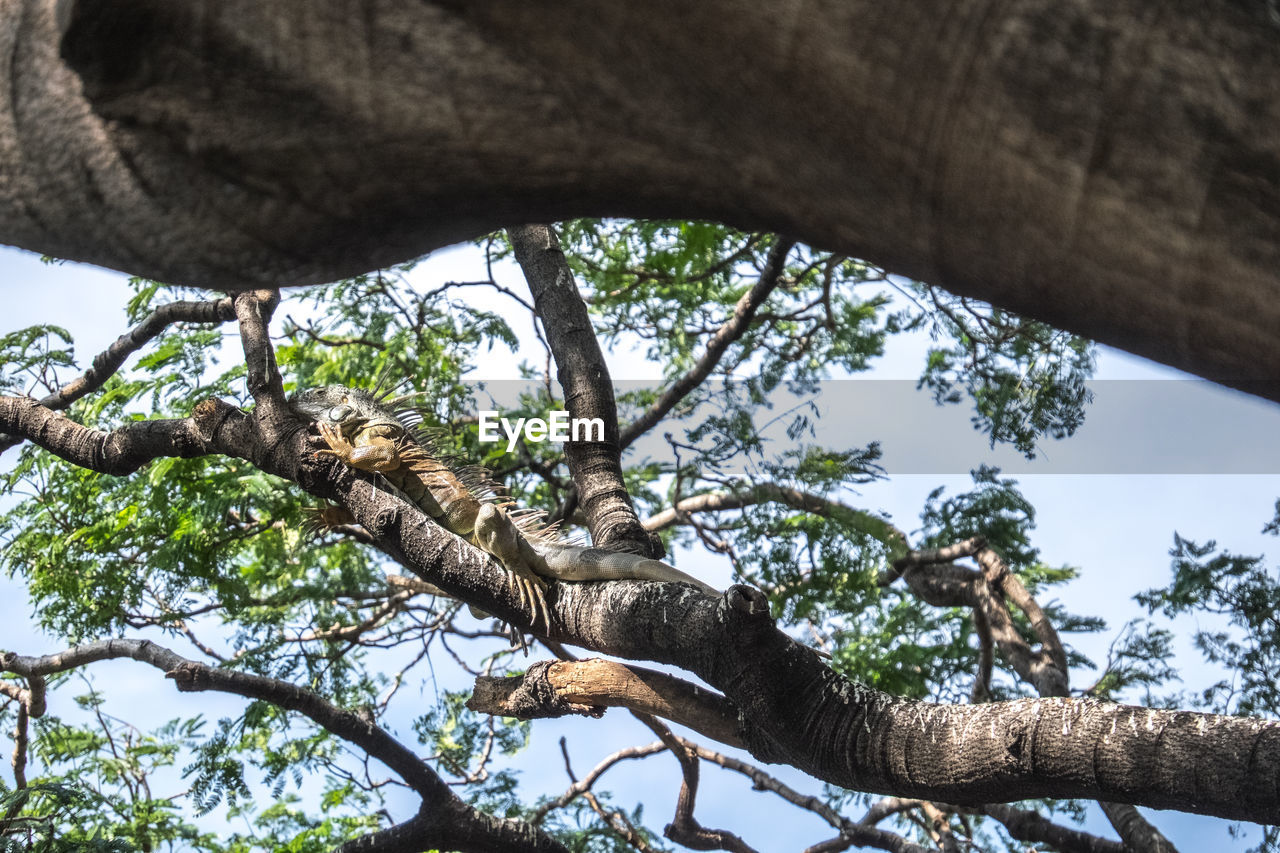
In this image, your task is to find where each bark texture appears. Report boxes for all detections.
[1,1,1278,395]
[508,223,660,557]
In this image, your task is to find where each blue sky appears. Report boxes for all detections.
[0,243,1276,850]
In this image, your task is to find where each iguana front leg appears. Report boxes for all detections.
[474,503,551,635]
[315,421,550,636]
[314,421,402,473]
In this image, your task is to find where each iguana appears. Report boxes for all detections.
[289,385,718,637]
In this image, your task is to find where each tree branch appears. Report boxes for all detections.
[468,658,745,749]
[0,395,222,474]
[0,640,570,853]
[508,223,659,557]
[10,703,28,790]
[280,423,1280,824]
[643,483,908,555]
[618,238,795,449]
[326,458,1280,823]
[974,804,1125,853]
[7,1,1280,399]
[1096,801,1180,853]
[892,538,1180,852]
[645,719,757,853]
[974,545,1069,676]
[0,295,236,455]
[687,742,931,853]
[232,290,288,417]
[534,738,667,830]
[11,298,1271,828]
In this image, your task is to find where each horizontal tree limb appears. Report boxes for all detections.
[469,658,746,749]
[312,456,1280,822]
[0,395,223,474]
[0,295,236,455]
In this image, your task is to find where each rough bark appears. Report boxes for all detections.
[0,394,214,474]
[469,658,747,749]
[0,294,235,453]
[893,539,1181,852]
[656,489,1180,849]
[2,1,1278,397]
[1098,801,1180,853]
[508,223,660,557]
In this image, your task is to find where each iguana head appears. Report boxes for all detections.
[289,385,408,441]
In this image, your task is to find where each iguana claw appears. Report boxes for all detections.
[315,421,402,473]
[509,570,550,636]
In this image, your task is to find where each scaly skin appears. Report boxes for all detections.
[290,385,717,636]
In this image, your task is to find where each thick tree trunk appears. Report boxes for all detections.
[2,1,1278,395]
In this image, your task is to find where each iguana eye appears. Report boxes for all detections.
[327,405,353,422]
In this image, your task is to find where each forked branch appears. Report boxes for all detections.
[0,295,236,455]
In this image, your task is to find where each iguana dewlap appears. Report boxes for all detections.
[289,386,718,635]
